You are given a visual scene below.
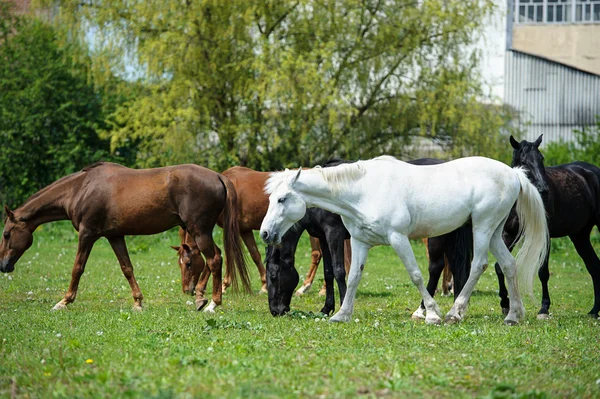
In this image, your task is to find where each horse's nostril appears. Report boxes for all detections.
[261,230,269,240]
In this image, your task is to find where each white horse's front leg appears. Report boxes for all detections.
[390,234,442,325]
[330,238,370,323]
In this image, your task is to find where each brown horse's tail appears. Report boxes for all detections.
[219,174,252,293]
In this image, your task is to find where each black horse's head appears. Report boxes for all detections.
[510,135,549,195]
[265,243,299,316]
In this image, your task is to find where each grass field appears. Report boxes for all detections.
[1,221,599,398]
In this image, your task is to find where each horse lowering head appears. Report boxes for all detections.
[170,242,203,295]
[265,245,300,316]
[0,206,34,273]
[260,168,307,246]
[510,135,549,194]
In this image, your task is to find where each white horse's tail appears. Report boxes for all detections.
[512,167,550,298]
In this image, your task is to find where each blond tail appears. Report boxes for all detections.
[512,167,550,298]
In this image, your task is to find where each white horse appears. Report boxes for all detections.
[259,156,549,325]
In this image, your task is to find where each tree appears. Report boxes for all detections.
[0,3,122,206]
[47,0,510,170]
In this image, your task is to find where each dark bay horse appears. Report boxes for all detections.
[0,162,251,312]
[495,135,600,318]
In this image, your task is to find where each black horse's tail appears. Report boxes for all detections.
[444,224,473,299]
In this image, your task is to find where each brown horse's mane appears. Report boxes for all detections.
[19,162,107,210]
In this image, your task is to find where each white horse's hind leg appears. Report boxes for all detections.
[445,229,492,324]
[330,238,369,323]
[489,230,524,325]
[390,234,442,325]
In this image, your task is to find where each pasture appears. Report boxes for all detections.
[1,222,599,398]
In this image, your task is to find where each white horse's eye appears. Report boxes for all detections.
[278,197,286,204]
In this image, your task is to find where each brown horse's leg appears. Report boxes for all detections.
[296,236,322,296]
[241,230,267,293]
[194,262,212,310]
[107,236,144,311]
[192,232,223,312]
[52,232,98,311]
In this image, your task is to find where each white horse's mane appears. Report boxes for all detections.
[264,157,399,195]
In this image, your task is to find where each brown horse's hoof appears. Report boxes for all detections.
[195,298,209,311]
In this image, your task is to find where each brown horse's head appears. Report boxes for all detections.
[0,205,33,273]
[170,243,203,295]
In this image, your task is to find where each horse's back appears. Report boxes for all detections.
[222,166,269,230]
[360,156,520,239]
[546,162,600,233]
[73,163,225,235]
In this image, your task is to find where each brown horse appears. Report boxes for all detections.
[0,162,251,312]
[172,165,324,295]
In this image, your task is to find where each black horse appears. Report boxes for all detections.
[265,207,349,316]
[266,158,473,318]
[495,135,600,318]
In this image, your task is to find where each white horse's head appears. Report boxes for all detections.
[260,168,307,245]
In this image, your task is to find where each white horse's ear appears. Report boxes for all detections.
[289,168,302,187]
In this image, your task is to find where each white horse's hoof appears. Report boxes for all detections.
[51,302,67,311]
[504,318,519,326]
[426,316,442,325]
[411,308,426,320]
[329,312,351,323]
[444,314,462,325]
[537,313,550,320]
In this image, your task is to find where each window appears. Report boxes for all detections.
[575,0,600,22]
[515,0,600,23]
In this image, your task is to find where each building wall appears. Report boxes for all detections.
[513,24,600,75]
[505,50,600,144]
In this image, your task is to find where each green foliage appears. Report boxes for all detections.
[0,4,133,207]
[544,119,600,166]
[45,0,513,170]
[0,226,598,398]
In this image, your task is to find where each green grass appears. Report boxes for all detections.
[1,222,599,398]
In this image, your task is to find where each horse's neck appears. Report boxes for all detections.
[17,175,79,230]
[295,171,357,220]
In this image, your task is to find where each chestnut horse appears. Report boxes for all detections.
[171,166,323,295]
[0,162,251,312]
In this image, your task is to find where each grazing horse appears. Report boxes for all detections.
[260,156,549,325]
[266,207,350,316]
[0,162,251,312]
[495,135,600,318]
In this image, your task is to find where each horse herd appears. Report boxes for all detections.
[1,135,599,325]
